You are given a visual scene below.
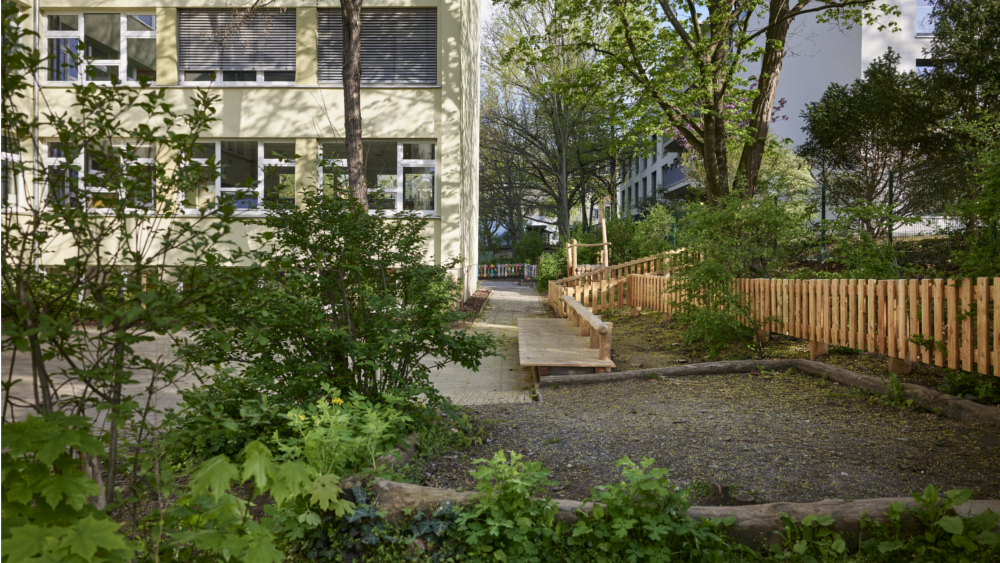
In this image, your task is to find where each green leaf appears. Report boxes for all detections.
[241,441,274,492]
[816,514,835,527]
[830,537,846,553]
[3,523,51,561]
[792,539,808,554]
[64,515,134,561]
[297,510,322,526]
[310,473,344,512]
[40,469,100,510]
[189,455,239,500]
[270,461,312,508]
[938,515,964,535]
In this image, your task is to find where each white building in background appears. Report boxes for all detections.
[619,0,935,217]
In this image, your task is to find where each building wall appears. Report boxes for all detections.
[769,0,932,147]
[14,0,479,299]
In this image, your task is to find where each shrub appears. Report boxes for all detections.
[513,231,546,263]
[569,457,748,562]
[185,186,497,404]
[453,451,564,562]
[673,194,811,356]
[537,247,568,292]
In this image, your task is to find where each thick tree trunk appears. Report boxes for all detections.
[735,0,791,196]
[342,0,367,209]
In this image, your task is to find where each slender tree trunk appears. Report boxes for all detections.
[342,0,368,209]
[735,0,791,196]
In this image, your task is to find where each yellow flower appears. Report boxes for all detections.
[299,414,306,420]
[331,397,344,406]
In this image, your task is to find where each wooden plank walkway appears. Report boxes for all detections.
[517,318,615,368]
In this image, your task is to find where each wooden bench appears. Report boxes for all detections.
[518,295,614,376]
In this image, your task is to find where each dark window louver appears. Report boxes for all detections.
[178,9,296,71]
[317,9,436,85]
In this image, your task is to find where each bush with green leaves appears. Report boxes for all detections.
[1,413,138,563]
[453,450,565,562]
[185,186,497,404]
[768,513,847,562]
[569,457,749,562]
[941,109,1000,278]
[673,194,812,356]
[513,231,547,263]
[537,247,569,292]
[1,0,248,512]
[860,485,999,562]
[0,413,345,563]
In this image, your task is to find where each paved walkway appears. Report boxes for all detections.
[1,281,549,420]
[431,281,550,405]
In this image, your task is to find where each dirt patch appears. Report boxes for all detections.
[604,309,998,407]
[452,289,491,329]
[461,289,491,315]
[421,371,1000,505]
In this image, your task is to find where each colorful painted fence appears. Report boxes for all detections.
[479,263,539,279]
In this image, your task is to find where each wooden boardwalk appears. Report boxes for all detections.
[517,318,615,369]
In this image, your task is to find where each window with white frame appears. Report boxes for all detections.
[44,13,156,84]
[41,141,156,209]
[2,134,22,206]
[319,141,437,215]
[178,9,296,85]
[183,140,296,211]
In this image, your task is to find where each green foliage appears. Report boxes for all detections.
[537,247,569,292]
[274,385,413,478]
[873,372,915,409]
[822,204,917,279]
[1,0,247,512]
[186,186,497,403]
[1,413,138,563]
[673,194,811,357]
[152,441,345,563]
[513,231,547,263]
[941,110,1000,278]
[454,450,564,562]
[768,513,847,562]
[799,48,968,226]
[860,485,999,561]
[569,457,747,562]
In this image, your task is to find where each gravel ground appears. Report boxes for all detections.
[421,370,1000,505]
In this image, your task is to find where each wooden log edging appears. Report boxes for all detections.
[373,479,987,551]
[538,359,1000,426]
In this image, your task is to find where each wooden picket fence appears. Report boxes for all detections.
[547,249,698,317]
[624,274,999,378]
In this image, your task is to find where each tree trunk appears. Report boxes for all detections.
[735,0,792,196]
[342,0,367,209]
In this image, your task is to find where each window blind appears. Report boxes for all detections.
[317,9,436,85]
[178,9,296,71]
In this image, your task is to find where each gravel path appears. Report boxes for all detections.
[421,370,1000,504]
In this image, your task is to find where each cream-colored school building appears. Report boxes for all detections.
[5,0,481,300]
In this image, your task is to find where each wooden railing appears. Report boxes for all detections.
[560,295,613,361]
[547,249,696,317]
[624,274,999,378]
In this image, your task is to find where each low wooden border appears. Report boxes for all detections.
[538,359,1000,426]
